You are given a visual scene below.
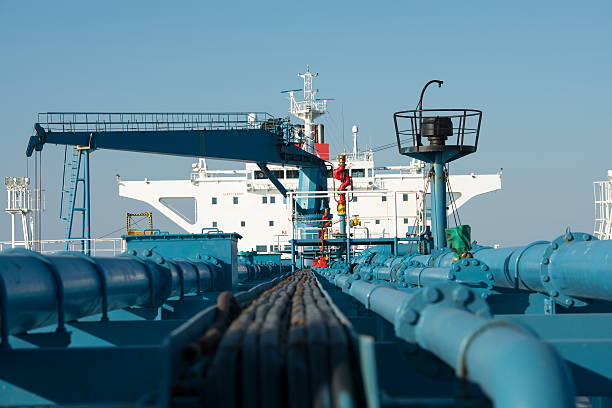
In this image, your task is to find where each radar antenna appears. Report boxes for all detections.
[286,66,329,153]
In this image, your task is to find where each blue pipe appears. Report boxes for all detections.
[432,155,447,250]
[416,303,574,407]
[83,149,91,255]
[348,231,612,304]
[339,213,347,236]
[470,234,612,302]
[0,250,224,337]
[324,275,574,407]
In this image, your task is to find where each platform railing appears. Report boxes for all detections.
[0,237,125,255]
[36,112,280,133]
[288,189,428,243]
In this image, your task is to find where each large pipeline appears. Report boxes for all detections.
[343,231,612,305]
[0,249,242,343]
[317,272,575,408]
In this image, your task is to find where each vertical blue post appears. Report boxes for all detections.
[83,149,91,255]
[339,214,347,236]
[432,153,447,249]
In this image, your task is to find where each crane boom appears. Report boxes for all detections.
[26,112,324,167]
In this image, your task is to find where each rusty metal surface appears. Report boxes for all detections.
[176,270,364,408]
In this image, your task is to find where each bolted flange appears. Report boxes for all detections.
[539,229,595,308]
[395,282,490,342]
[449,258,494,298]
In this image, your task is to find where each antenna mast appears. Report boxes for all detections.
[288,66,328,153]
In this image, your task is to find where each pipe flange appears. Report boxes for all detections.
[539,230,596,308]
[395,282,491,342]
[356,264,376,281]
[119,248,172,308]
[406,260,426,268]
[390,263,408,282]
[449,258,494,298]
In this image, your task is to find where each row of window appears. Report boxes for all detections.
[211,194,411,205]
[211,196,282,205]
[252,169,372,180]
[372,218,410,224]
[349,194,410,203]
[211,220,275,228]
[211,219,409,228]
[255,244,291,253]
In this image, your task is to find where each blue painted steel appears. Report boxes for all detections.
[431,155,447,249]
[0,250,172,338]
[27,124,324,168]
[256,163,288,197]
[317,271,575,407]
[0,243,286,345]
[83,149,91,254]
[340,230,612,306]
[466,231,612,305]
[296,166,328,228]
[236,251,291,282]
[60,147,91,252]
[339,213,347,236]
[124,231,242,291]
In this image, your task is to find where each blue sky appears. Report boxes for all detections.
[0,0,610,246]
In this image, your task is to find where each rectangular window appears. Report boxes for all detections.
[352,196,358,203]
[256,245,267,252]
[284,244,292,250]
[403,218,409,224]
[269,220,274,226]
[351,169,365,178]
[254,170,266,179]
[233,197,239,204]
[375,219,380,225]
[286,170,299,179]
[262,196,267,204]
[367,168,373,177]
[283,196,287,204]
[382,196,387,202]
[270,196,276,204]
[241,221,246,227]
[212,221,218,227]
[272,170,285,179]
[212,197,217,205]
[403,193,409,201]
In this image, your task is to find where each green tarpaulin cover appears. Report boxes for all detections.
[445,225,471,256]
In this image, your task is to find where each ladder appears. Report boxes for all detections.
[59,146,91,253]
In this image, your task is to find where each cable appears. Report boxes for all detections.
[96,215,148,239]
[445,164,462,227]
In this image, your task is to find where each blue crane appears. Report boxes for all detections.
[26,112,327,253]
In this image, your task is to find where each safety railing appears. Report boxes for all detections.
[0,238,126,256]
[288,189,428,242]
[594,178,612,240]
[36,112,283,133]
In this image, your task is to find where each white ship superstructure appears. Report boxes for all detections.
[118,68,502,251]
[119,154,501,252]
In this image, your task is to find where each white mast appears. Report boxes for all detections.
[288,66,328,153]
[594,170,612,240]
[351,125,359,159]
[4,177,35,249]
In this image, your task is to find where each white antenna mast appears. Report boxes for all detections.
[288,66,329,153]
[351,125,359,159]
